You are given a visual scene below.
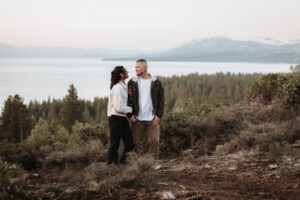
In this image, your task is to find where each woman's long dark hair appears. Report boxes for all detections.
[110,66,125,90]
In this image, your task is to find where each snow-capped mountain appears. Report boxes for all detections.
[105,37,300,63]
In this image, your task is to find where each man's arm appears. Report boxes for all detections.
[157,80,165,119]
[127,79,134,119]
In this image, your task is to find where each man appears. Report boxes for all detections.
[127,59,164,159]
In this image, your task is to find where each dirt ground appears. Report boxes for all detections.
[24,150,300,200]
[151,151,300,200]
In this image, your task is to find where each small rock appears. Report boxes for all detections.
[162,191,175,199]
[228,166,237,171]
[153,163,162,170]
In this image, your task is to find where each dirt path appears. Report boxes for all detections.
[149,151,300,200]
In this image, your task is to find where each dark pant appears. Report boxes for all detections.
[107,115,134,164]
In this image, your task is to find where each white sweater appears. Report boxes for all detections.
[107,81,132,117]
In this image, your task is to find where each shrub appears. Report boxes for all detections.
[26,119,55,148]
[84,153,156,199]
[44,140,106,166]
[71,121,108,145]
[247,73,300,106]
[0,140,39,170]
[277,73,300,106]
[54,127,70,143]
[0,158,34,199]
[247,74,281,104]
[159,111,191,158]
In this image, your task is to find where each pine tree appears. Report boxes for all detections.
[0,95,33,142]
[61,84,83,132]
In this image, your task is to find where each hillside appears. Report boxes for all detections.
[1,72,300,199]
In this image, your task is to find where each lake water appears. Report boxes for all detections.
[0,58,293,111]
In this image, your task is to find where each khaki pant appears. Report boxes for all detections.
[132,120,160,159]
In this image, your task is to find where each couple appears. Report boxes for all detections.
[106,59,165,165]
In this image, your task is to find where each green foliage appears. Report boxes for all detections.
[0,94,33,143]
[25,73,257,126]
[26,119,54,148]
[55,127,70,143]
[61,84,83,131]
[0,159,33,200]
[159,72,261,110]
[277,73,300,106]
[247,74,281,104]
[71,121,108,145]
[159,111,191,158]
[0,140,39,170]
[248,73,300,106]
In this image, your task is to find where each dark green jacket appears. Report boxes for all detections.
[127,74,165,119]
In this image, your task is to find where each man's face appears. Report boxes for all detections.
[135,62,146,76]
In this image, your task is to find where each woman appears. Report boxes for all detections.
[107,66,134,165]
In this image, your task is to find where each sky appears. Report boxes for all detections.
[0,0,300,51]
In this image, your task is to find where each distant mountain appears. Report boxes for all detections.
[0,43,146,58]
[104,37,300,63]
[1,37,300,63]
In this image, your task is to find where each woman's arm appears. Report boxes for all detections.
[113,86,132,114]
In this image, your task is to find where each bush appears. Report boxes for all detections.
[277,74,300,106]
[247,74,281,104]
[0,140,39,170]
[44,140,106,166]
[84,153,156,199]
[0,158,34,199]
[71,121,108,145]
[248,73,300,106]
[26,119,55,148]
[159,111,191,158]
[55,127,70,143]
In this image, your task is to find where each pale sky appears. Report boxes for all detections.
[0,0,299,50]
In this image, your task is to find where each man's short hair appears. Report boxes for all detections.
[136,59,147,67]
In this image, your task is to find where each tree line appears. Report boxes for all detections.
[0,72,263,143]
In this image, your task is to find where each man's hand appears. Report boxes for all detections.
[152,116,160,126]
[130,115,137,123]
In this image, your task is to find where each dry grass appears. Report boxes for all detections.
[83,153,157,199]
[188,104,300,158]
[44,140,106,166]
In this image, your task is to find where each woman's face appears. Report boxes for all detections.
[121,68,129,79]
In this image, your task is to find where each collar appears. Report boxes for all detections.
[119,80,127,90]
[132,73,157,82]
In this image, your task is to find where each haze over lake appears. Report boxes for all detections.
[0,58,293,111]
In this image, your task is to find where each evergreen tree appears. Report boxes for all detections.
[61,84,83,132]
[0,95,33,142]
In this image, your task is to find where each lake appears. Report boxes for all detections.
[0,58,293,111]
